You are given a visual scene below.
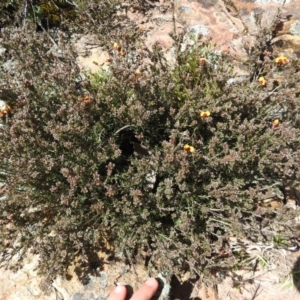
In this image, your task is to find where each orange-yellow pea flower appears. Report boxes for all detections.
[275,55,288,66]
[133,69,142,82]
[198,57,207,65]
[78,95,91,103]
[113,42,120,51]
[0,104,11,117]
[272,119,279,128]
[184,144,195,153]
[120,49,126,56]
[200,111,211,118]
[258,76,266,86]
[135,69,141,76]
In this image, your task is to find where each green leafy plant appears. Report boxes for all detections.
[273,235,287,247]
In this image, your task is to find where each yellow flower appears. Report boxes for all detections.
[272,119,279,128]
[113,42,120,51]
[200,111,211,118]
[198,57,207,65]
[78,95,91,103]
[0,104,11,117]
[113,42,125,55]
[184,144,195,153]
[133,69,142,82]
[120,49,126,56]
[135,69,141,75]
[275,55,288,66]
[258,76,266,86]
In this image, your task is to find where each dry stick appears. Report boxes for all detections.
[52,284,63,300]
[23,0,28,27]
[250,284,261,300]
[145,0,156,7]
[64,0,77,6]
[49,0,76,9]
[100,124,136,146]
[125,248,138,278]
[172,0,177,37]
[28,2,58,47]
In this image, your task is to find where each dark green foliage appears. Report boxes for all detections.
[0,1,300,284]
[0,0,23,28]
[0,0,117,30]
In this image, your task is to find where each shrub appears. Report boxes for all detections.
[0,3,300,285]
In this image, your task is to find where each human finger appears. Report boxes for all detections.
[130,278,159,300]
[106,285,127,300]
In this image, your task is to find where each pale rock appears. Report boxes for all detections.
[74,35,110,73]
[290,20,300,36]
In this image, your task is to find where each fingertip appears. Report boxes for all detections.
[129,278,160,300]
[107,284,127,300]
[145,277,159,288]
[114,285,126,294]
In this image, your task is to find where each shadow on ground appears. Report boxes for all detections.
[170,275,201,300]
[292,255,300,292]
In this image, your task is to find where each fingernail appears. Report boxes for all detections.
[115,285,124,294]
[145,277,157,287]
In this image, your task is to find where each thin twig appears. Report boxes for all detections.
[100,124,136,146]
[250,284,261,300]
[28,1,58,47]
[171,0,177,37]
[38,21,59,47]
[23,0,28,27]
[113,124,136,136]
[144,0,156,7]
